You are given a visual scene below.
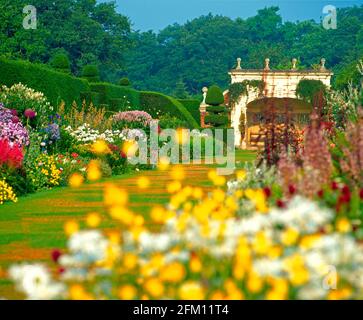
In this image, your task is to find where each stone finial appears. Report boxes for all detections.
[202,87,208,104]
[320,58,326,71]
[264,58,270,70]
[236,57,242,70]
[292,58,298,70]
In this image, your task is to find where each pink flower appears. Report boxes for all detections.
[24,109,36,119]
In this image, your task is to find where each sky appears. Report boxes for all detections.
[111,0,363,31]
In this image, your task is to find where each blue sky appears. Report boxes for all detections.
[112,0,363,31]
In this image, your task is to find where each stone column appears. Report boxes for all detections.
[199,87,208,128]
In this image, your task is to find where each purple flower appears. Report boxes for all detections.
[24,108,36,119]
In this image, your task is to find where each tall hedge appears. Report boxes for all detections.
[140,91,199,128]
[178,99,200,124]
[90,83,140,111]
[0,58,90,107]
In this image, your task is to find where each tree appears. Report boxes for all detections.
[49,53,71,74]
[82,65,100,83]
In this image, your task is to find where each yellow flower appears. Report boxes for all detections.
[109,206,134,225]
[123,253,138,270]
[64,220,79,236]
[118,285,137,300]
[160,262,186,283]
[123,140,138,156]
[179,281,205,300]
[69,284,93,300]
[68,173,84,188]
[247,272,264,293]
[281,228,299,246]
[158,156,170,171]
[327,287,352,300]
[167,181,182,194]
[144,278,164,298]
[87,160,102,181]
[91,140,110,155]
[190,254,202,273]
[137,176,150,189]
[236,170,247,181]
[104,184,128,207]
[86,212,102,228]
[336,218,351,233]
[170,165,185,181]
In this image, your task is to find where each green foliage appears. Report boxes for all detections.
[205,85,224,106]
[229,80,264,106]
[206,106,227,113]
[205,114,229,127]
[140,91,199,128]
[0,58,90,107]
[125,6,363,95]
[177,99,200,124]
[158,114,188,129]
[173,80,189,99]
[0,0,132,82]
[334,59,363,90]
[119,78,131,86]
[50,53,71,74]
[90,83,140,111]
[82,65,100,83]
[296,80,326,103]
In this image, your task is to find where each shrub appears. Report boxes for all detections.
[0,83,54,128]
[158,114,188,129]
[140,91,198,128]
[296,80,326,103]
[113,111,152,130]
[207,105,227,113]
[177,99,200,124]
[50,53,71,74]
[82,65,100,83]
[205,85,224,106]
[119,78,131,86]
[0,58,90,107]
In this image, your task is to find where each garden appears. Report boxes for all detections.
[0,61,363,300]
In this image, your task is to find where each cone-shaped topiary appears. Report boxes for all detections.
[205,85,224,106]
[82,65,100,83]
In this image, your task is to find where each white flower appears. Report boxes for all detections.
[9,264,65,300]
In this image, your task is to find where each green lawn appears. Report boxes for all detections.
[0,149,255,298]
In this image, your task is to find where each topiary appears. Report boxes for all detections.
[119,77,131,86]
[49,53,71,74]
[82,65,100,83]
[205,85,224,106]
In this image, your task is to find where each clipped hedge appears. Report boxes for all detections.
[205,85,224,106]
[207,105,227,113]
[178,99,200,124]
[205,114,229,127]
[0,58,90,107]
[140,92,199,128]
[90,83,140,111]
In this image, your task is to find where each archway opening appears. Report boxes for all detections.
[244,97,313,149]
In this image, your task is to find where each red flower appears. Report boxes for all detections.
[288,185,297,195]
[317,190,324,198]
[331,181,339,190]
[360,189,363,200]
[120,151,127,159]
[263,187,272,198]
[0,139,24,168]
[276,199,286,208]
[342,185,350,195]
[51,249,62,263]
[71,152,79,159]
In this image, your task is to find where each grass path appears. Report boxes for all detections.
[0,150,255,298]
